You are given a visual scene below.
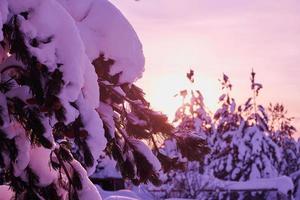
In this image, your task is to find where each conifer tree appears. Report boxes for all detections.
[0,1,111,199]
[173,70,212,137]
[0,1,211,199]
[146,70,211,199]
[268,103,298,175]
[208,71,282,200]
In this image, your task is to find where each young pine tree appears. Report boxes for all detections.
[208,72,282,200]
[147,70,211,199]
[268,103,298,176]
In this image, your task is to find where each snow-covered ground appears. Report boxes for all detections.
[95,175,293,200]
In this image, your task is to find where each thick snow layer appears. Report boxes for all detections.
[82,57,100,109]
[0,0,8,45]
[223,176,293,195]
[0,1,147,199]
[166,199,193,200]
[96,102,116,139]
[0,46,7,64]
[71,160,102,200]
[8,0,86,102]
[41,118,55,146]
[77,94,106,175]
[104,197,138,200]
[209,124,282,182]
[194,175,293,196]
[129,139,161,172]
[0,57,31,105]
[92,154,121,179]
[0,94,10,130]
[0,185,13,200]
[13,130,30,177]
[7,0,106,175]
[98,186,141,200]
[28,146,57,186]
[58,0,145,84]
[1,122,24,140]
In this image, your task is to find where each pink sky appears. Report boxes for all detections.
[110,0,300,137]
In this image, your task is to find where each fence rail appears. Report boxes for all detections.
[147,188,291,200]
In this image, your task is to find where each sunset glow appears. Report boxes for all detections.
[140,71,221,121]
[3,1,300,198]
[111,0,300,137]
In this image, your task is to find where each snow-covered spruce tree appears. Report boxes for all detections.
[147,138,210,199]
[171,70,211,167]
[212,73,240,135]
[173,70,213,138]
[91,57,211,187]
[145,70,211,199]
[57,0,165,186]
[267,103,299,198]
[0,0,112,199]
[62,1,212,186]
[268,103,298,176]
[207,72,282,199]
[0,1,211,199]
[293,139,300,199]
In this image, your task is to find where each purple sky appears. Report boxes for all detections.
[110,0,300,137]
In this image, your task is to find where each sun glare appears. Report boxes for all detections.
[139,71,220,121]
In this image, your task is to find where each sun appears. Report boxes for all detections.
[144,76,187,121]
[138,70,220,122]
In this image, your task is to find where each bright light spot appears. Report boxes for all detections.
[138,70,220,121]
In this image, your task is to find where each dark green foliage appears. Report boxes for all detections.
[59,145,74,163]
[176,134,210,162]
[94,56,212,187]
[0,12,91,199]
[27,168,39,186]
[72,171,82,190]
[39,183,61,200]
[132,147,161,186]
[3,14,66,122]
[8,97,52,148]
[156,152,186,173]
